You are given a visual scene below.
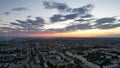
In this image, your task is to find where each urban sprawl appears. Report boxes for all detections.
[0,38,120,68]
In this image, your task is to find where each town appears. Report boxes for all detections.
[0,37,120,68]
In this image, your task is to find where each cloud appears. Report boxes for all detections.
[95,17,116,24]
[0,19,2,22]
[7,17,45,33]
[72,4,93,14]
[64,13,78,19]
[44,23,92,33]
[43,1,93,14]
[64,23,92,31]
[0,7,28,16]
[50,13,78,22]
[4,12,10,15]
[11,7,28,11]
[93,17,120,29]
[15,17,44,27]
[6,14,94,34]
[43,1,93,23]
[27,15,31,18]
[95,23,120,29]
[35,17,45,24]
[0,12,10,15]
[80,14,93,18]
[102,34,120,37]
[75,19,89,22]
[7,16,120,35]
[15,20,27,25]
[1,27,15,30]
[43,1,69,12]
[50,13,93,22]
[50,14,65,22]
[74,17,120,30]
[10,22,21,26]
[1,15,120,37]
[26,17,44,25]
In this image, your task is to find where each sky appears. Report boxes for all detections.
[0,0,120,37]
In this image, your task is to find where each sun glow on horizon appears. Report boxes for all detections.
[31,27,120,37]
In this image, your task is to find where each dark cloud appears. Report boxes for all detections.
[1,15,120,37]
[75,18,96,22]
[95,17,116,24]
[4,12,10,15]
[10,22,21,26]
[16,17,44,26]
[0,7,28,16]
[45,21,120,33]
[43,29,62,33]
[80,14,93,18]
[0,12,10,15]
[43,1,93,14]
[27,17,44,25]
[8,16,120,34]
[45,23,92,33]
[50,13,93,23]
[7,15,93,34]
[72,4,93,14]
[95,23,120,29]
[0,26,43,37]
[74,17,120,30]
[43,1,69,12]
[93,17,120,29]
[1,27,15,30]
[64,13,78,19]
[27,15,31,18]
[9,17,45,33]
[11,7,28,11]
[50,13,78,22]
[36,17,45,24]
[44,1,93,23]
[102,34,120,37]
[0,19,2,22]
[50,14,65,22]
[15,20,27,25]
[64,23,92,31]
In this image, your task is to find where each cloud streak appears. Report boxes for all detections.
[4,12,10,15]
[11,7,29,11]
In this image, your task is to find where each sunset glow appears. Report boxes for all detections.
[31,27,120,37]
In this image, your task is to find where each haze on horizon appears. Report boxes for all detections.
[0,0,120,37]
